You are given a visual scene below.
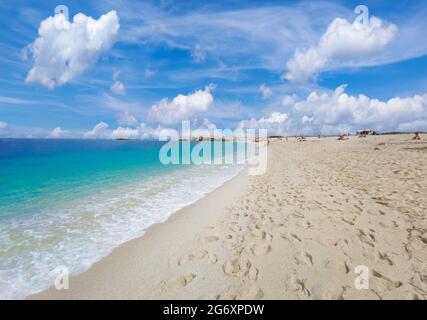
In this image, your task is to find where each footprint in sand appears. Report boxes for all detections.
[322,285,347,300]
[373,271,403,291]
[376,251,394,266]
[294,251,313,266]
[251,243,272,256]
[203,235,219,243]
[281,232,303,244]
[168,273,196,289]
[208,253,218,264]
[223,257,252,278]
[357,229,375,247]
[290,276,311,297]
[292,212,305,219]
[249,228,273,242]
[248,265,259,281]
[334,260,350,274]
[266,217,283,229]
[178,250,209,266]
[341,218,355,226]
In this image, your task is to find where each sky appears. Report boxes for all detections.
[0,0,427,138]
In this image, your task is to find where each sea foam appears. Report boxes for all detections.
[0,161,244,299]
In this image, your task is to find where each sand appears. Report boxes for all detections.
[29,134,427,300]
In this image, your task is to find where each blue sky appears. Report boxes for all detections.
[0,0,427,138]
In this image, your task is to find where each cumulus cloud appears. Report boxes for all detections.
[50,127,67,138]
[239,112,289,135]
[110,119,236,141]
[237,86,427,135]
[285,15,397,82]
[84,122,109,138]
[25,11,119,89]
[292,85,427,134]
[81,121,180,140]
[260,84,273,99]
[110,81,126,95]
[282,94,297,107]
[138,123,172,140]
[111,127,140,139]
[149,85,215,125]
[185,119,224,138]
[117,112,138,126]
[0,121,8,129]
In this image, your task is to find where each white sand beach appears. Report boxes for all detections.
[30,134,427,300]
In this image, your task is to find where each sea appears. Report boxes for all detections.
[0,139,248,299]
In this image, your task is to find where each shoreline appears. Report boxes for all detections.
[29,134,427,300]
[28,164,253,299]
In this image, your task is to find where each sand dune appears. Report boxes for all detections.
[30,134,427,300]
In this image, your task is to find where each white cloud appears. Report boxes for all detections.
[117,112,138,126]
[285,15,397,82]
[302,115,314,125]
[0,121,8,129]
[239,112,289,135]
[81,121,177,140]
[26,11,119,89]
[50,127,67,138]
[134,123,185,140]
[260,84,273,99]
[84,122,109,138]
[110,81,126,95]
[186,119,226,138]
[292,85,427,134]
[137,123,168,139]
[281,94,297,107]
[149,85,215,125]
[111,127,140,139]
[261,112,288,124]
[237,86,427,135]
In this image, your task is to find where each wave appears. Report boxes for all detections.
[0,161,245,299]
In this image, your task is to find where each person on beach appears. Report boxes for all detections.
[337,135,349,141]
[412,132,421,140]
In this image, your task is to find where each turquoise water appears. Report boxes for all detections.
[0,139,247,299]
[0,139,175,218]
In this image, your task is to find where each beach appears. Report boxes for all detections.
[29,134,427,300]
